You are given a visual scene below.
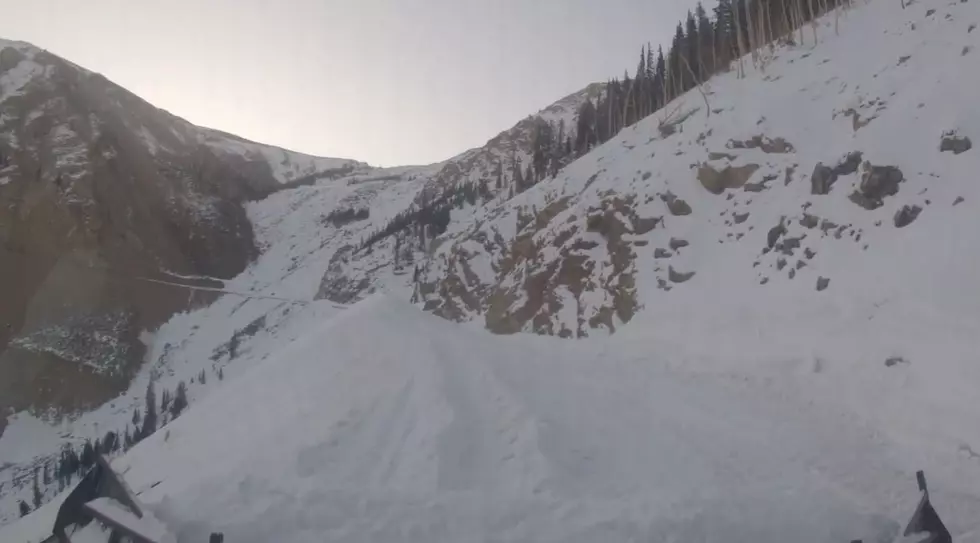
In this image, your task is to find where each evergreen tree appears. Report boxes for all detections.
[218,367,224,381]
[575,99,597,154]
[81,440,95,468]
[42,462,51,485]
[132,407,141,428]
[32,469,42,508]
[143,380,157,439]
[102,431,118,454]
[171,381,188,418]
[697,3,715,74]
[19,500,30,517]
[686,10,701,83]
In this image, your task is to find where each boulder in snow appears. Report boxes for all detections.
[668,266,696,283]
[816,276,830,291]
[810,163,837,195]
[940,132,972,154]
[893,205,922,228]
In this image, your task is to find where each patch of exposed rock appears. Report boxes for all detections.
[727,135,795,153]
[940,131,972,154]
[668,266,696,283]
[849,162,904,210]
[661,191,693,216]
[669,237,690,251]
[811,151,863,195]
[894,205,922,227]
[697,163,761,194]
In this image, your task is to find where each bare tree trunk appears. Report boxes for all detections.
[766,0,776,52]
[732,0,748,78]
[680,54,712,117]
[796,0,806,46]
[745,0,759,69]
[808,0,818,44]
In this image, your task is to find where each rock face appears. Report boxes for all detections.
[0,41,363,416]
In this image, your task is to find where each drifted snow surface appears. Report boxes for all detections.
[6,295,979,543]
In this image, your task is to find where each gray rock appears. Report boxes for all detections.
[777,258,788,271]
[852,164,904,209]
[796,260,807,269]
[779,236,801,255]
[940,133,972,154]
[893,204,922,227]
[654,248,673,259]
[832,151,863,176]
[767,223,787,248]
[810,163,837,195]
[954,196,965,205]
[885,356,910,367]
[669,237,690,251]
[804,247,816,260]
[668,266,696,283]
[800,213,819,228]
[734,212,750,224]
[816,276,830,291]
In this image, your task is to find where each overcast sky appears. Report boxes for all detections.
[2,0,699,166]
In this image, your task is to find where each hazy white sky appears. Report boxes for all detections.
[2,0,699,166]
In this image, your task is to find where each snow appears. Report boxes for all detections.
[85,497,174,543]
[197,128,369,184]
[5,0,980,538]
[1,294,967,543]
[0,42,43,103]
[0,413,65,465]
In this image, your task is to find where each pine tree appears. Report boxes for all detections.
[32,469,42,508]
[171,381,188,418]
[218,367,224,381]
[199,369,207,385]
[686,10,701,83]
[103,431,118,453]
[697,3,715,75]
[132,407,141,427]
[143,380,157,438]
[42,462,51,485]
[19,500,30,517]
[81,440,95,468]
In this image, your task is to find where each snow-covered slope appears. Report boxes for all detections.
[5,0,980,536]
[416,0,980,338]
[7,294,980,542]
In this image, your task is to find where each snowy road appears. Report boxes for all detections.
[76,296,975,543]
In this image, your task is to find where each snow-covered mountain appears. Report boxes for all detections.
[4,0,980,538]
[0,37,368,429]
